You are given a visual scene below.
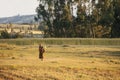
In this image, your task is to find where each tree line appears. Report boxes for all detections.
[35,0,120,38]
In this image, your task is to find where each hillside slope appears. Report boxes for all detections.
[0,14,36,24]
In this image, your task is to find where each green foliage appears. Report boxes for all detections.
[36,0,120,38]
[0,38,120,46]
[0,30,24,39]
[0,30,10,39]
[111,0,120,38]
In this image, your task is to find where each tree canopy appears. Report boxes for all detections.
[35,0,120,38]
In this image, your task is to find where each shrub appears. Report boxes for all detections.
[0,30,10,39]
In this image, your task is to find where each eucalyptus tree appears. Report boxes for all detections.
[97,0,114,37]
[53,0,73,37]
[36,0,74,37]
[111,0,120,37]
[75,0,87,37]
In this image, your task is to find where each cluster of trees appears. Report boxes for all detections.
[35,0,120,38]
[0,30,23,39]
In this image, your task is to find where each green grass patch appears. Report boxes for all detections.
[0,38,120,46]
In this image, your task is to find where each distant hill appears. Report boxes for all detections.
[0,14,36,24]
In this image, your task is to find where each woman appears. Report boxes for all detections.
[39,44,45,61]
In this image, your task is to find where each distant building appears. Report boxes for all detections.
[4,28,44,38]
[0,23,44,38]
[23,30,44,38]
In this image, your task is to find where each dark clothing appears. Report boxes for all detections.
[39,46,45,60]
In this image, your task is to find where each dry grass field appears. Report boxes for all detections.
[0,43,120,80]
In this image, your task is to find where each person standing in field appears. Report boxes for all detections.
[39,44,45,61]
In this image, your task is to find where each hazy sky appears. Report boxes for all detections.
[0,0,38,18]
